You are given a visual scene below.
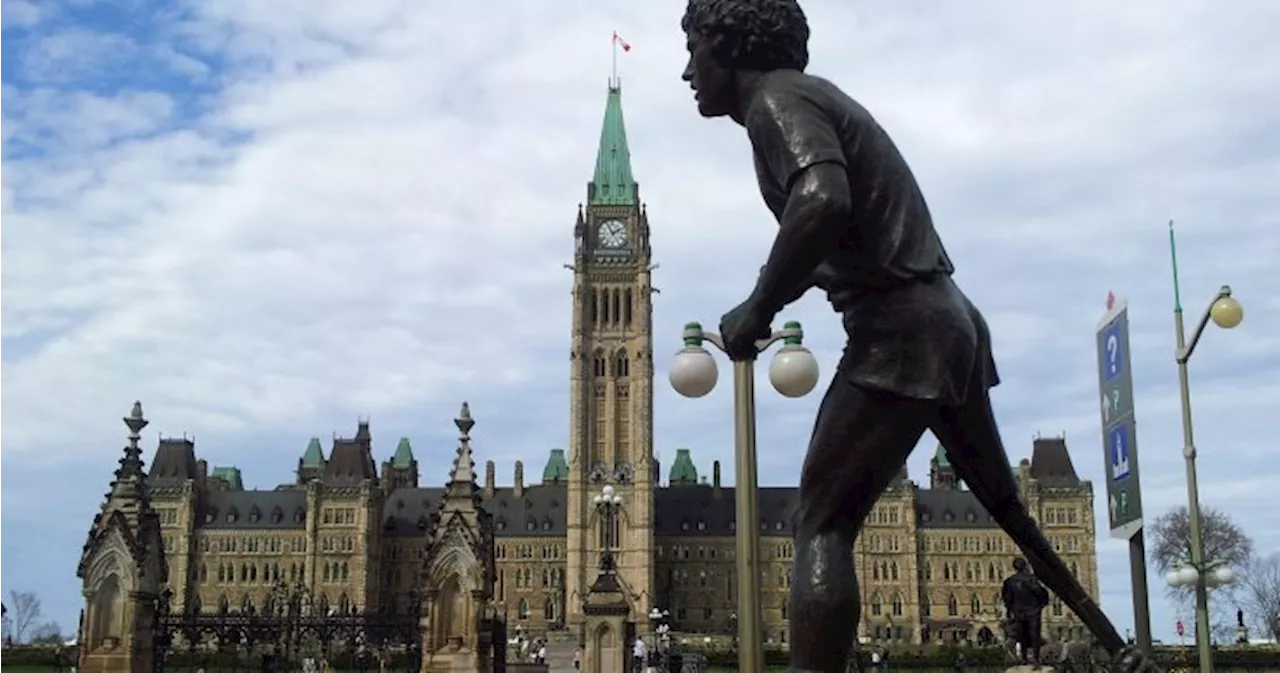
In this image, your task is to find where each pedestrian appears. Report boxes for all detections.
[537,641,547,665]
[631,637,647,673]
[573,647,582,670]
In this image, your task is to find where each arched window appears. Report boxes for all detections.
[891,594,904,617]
[518,599,530,620]
[624,289,633,326]
[870,592,883,616]
[615,350,629,378]
[970,594,982,615]
[589,288,599,325]
[947,595,959,617]
[544,598,556,621]
[921,596,932,616]
[593,353,607,377]
[890,562,900,581]
[611,289,621,325]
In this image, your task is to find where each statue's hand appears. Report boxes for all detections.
[1111,646,1164,673]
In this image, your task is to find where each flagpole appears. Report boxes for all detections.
[611,32,618,88]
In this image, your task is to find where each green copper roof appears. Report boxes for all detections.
[392,437,415,469]
[211,466,243,491]
[301,437,325,468]
[933,443,950,468]
[542,449,569,484]
[669,448,698,485]
[590,85,636,206]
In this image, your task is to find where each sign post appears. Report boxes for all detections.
[1096,292,1153,653]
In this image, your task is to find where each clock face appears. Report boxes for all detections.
[597,220,628,248]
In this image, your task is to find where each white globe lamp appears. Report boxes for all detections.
[769,322,820,398]
[670,323,719,398]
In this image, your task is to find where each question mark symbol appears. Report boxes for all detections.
[1106,333,1119,374]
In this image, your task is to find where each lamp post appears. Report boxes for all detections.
[669,320,821,673]
[648,607,670,670]
[593,484,624,572]
[1168,221,1245,673]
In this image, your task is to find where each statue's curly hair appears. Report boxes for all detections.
[680,0,810,72]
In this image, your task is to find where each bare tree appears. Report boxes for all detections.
[1149,506,1254,603]
[1240,553,1280,640]
[5,591,42,644]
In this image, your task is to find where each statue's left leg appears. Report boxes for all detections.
[788,378,932,673]
[930,389,1128,656]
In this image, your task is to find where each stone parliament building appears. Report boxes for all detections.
[76,83,1098,670]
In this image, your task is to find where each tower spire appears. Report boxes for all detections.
[447,402,478,488]
[590,84,636,206]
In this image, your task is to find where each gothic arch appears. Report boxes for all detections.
[613,348,630,378]
[85,527,136,596]
[593,622,616,673]
[592,347,608,378]
[426,538,483,592]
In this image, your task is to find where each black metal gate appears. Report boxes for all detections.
[152,587,422,672]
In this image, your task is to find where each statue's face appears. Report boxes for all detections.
[682,31,735,118]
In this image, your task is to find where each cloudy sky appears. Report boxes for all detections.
[3,0,1277,643]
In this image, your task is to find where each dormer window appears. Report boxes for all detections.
[205,508,217,524]
[496,518,507,531]
[680,520,690,531]
[943,511,955,523]
[271,507,284,524]
[226,509,238,524]
[249,508,261,524]
[526,518,537,531]
[921,512,932,523]
[294,509,306,524]
[542,518,552,531]
[697,521,706,531]
[965,510,977,523]
[417,515,429,531]
[775,521,784,531]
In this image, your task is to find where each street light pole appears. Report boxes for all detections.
[670,320,820,673]
[1167,221,1245,673]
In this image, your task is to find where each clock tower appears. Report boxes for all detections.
[565,83,656,635]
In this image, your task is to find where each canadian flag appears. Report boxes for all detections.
[613,30,633,52]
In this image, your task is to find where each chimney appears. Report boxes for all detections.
[484,460,496,498]
[514,460,525,498]
[712,460,722,496]
[196,459,209,480]
[653,457,661,486]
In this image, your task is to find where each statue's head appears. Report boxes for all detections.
[1012,557,1028,573]
[679,0,811,118]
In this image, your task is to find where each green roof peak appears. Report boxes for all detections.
[211,466,243,491]
[542,448,570,484]
[590,85,636,206]
[392,437,415,469]
[933,443,951,468]
[301,438,324,468]
[669,448,699,485]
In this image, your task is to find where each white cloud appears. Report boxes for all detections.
[3,0,1277,644]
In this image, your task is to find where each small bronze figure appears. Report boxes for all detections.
[1002,558,1050,666]
[678,1,1162,671]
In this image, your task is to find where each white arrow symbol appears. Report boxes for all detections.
[1102,393,1111,423]
[1110,494,1119,521]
